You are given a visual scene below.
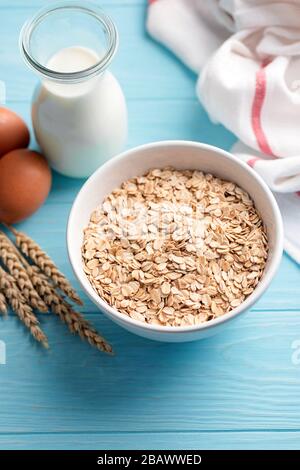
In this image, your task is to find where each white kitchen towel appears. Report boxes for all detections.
[147,0,300,263]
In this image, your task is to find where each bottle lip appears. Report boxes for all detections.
[19,1,118,83]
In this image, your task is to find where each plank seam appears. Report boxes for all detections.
[1,429,300,436]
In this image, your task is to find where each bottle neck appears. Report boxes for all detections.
[20,2,118,84]
[39,46,109,86]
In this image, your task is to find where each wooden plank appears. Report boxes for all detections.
[0,4,196,101]
[1,311,300,433]
[0,0,144,7]
[4,100,235,172]
[0,431,300,450]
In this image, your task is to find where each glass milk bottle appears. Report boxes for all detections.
[20,2,127,178]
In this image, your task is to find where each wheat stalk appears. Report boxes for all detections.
[0,231,48,312]
[28,265,112,354]
[0,225,112,354]
[0,290,7,315]
[9,227,83,306]
[0,266,48,348]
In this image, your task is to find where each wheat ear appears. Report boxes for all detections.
[0,290,7,315]
[10,228,83,306]
[0,267,48,348]
[0,231,48,312]
[28,265,112,354]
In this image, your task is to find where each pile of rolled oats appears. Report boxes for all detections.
[82,168,268,327]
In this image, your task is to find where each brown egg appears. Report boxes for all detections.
[0,149,52,224]
[0,107,30,158]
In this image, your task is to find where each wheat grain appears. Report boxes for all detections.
[0,266,48,347]
[0,231,48,312]
[11,228,83,306]
[0,290,7,315]
[28,265,112,354]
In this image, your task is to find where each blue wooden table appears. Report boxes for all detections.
[1,0,300,451]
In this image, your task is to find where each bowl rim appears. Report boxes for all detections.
[67,140,284,334]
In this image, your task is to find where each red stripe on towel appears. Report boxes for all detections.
[247,157,260,168]
[251,63,275,157]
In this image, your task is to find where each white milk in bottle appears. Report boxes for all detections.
[32,46,127,177]
[20,3,127,178]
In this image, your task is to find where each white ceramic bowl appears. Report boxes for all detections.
[67,141,283,342]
